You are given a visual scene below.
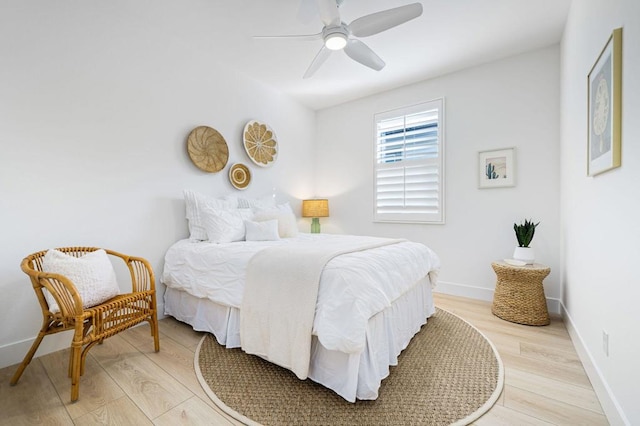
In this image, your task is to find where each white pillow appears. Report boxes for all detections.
[41,249,120,313]
[202,207,253,243]
[253,202,299,238]
[237,195,276,212]
[245,219,280,241]
[184,190,238,240]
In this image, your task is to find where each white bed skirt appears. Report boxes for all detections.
[164,276,435,402]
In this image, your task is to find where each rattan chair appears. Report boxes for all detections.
[10,247,160,402]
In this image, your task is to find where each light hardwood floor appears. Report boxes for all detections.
[0,293,608,425]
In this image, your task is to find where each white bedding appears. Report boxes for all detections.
[162,233,440,356]
[241,236,405,379]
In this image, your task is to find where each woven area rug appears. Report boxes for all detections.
[195,308,504,426]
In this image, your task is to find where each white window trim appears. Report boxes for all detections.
[373,98,445,224]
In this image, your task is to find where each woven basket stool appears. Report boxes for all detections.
[491,261,550,326]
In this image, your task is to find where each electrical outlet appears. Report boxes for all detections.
[602,330,609,357]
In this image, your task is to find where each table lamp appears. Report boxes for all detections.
[302,199,329,233]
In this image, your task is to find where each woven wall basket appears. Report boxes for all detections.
[229,163,251,190]
[243,120,278,167]
[187,126,229,173]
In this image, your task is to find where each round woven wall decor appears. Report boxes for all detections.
[229,163,251,190]
[243,120,278,167]
[187,126,229,173]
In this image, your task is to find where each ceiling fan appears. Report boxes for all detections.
[256,0,423,78]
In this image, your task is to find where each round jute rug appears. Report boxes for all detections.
[195,308,504,426]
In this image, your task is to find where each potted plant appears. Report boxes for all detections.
[513,219,539,264]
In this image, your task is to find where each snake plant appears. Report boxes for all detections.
[513,219,540,247]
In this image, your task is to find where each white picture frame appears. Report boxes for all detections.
[478,147,515,189]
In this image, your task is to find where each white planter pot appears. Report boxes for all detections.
[513,247,535,265]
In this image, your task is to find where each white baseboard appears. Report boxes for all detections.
[0,302,166,370]
[0,331,74,371]
[434,280,562,314]
[157,304,167,320]
[434,280,495,302]
[560,302,629,426]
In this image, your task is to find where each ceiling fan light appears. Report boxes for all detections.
[325,33,347,50]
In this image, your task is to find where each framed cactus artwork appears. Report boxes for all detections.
[478,147,515,188]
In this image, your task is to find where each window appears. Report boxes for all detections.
[374,98,444,223]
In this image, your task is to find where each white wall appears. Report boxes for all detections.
[0,1,316,368]
[561,1,640,424]
[316,47,561,305]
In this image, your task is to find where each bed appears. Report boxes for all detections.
[163,190,441,401]
[162,232,440,402]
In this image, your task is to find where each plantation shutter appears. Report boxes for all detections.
[374,99,444,223]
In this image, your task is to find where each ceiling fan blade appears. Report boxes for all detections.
[343,39,385,71]
[315,0,341,27]
[303,46,332,79]
[349,2,423,38]
[253,32,322,42]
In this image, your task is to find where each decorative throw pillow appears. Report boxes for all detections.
[201,207,253,243]
[237,195,277,212]
[184,190,238,240]
[244,219,280,241]
[41,249,120,313]
[253,202,299,238]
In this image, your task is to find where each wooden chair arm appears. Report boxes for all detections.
[104,249,156,293]
[34,272,85,317]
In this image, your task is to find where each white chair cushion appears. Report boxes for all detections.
[41,249,120,313]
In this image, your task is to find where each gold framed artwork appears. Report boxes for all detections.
[478,147,515,189]
[587,27,622,176]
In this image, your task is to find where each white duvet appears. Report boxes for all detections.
[162,233,440,355]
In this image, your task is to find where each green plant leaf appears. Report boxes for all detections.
[513,219,540,247]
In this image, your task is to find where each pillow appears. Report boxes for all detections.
[201,207,253,243]
[184,190,238,240]
[41,249,120,313]
[253,202,299,238]
[237,195,276,212]
[245,219,280,241]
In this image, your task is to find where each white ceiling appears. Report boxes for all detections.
[186,0,572,110]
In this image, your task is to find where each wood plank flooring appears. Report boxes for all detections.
[0,293,608,425]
